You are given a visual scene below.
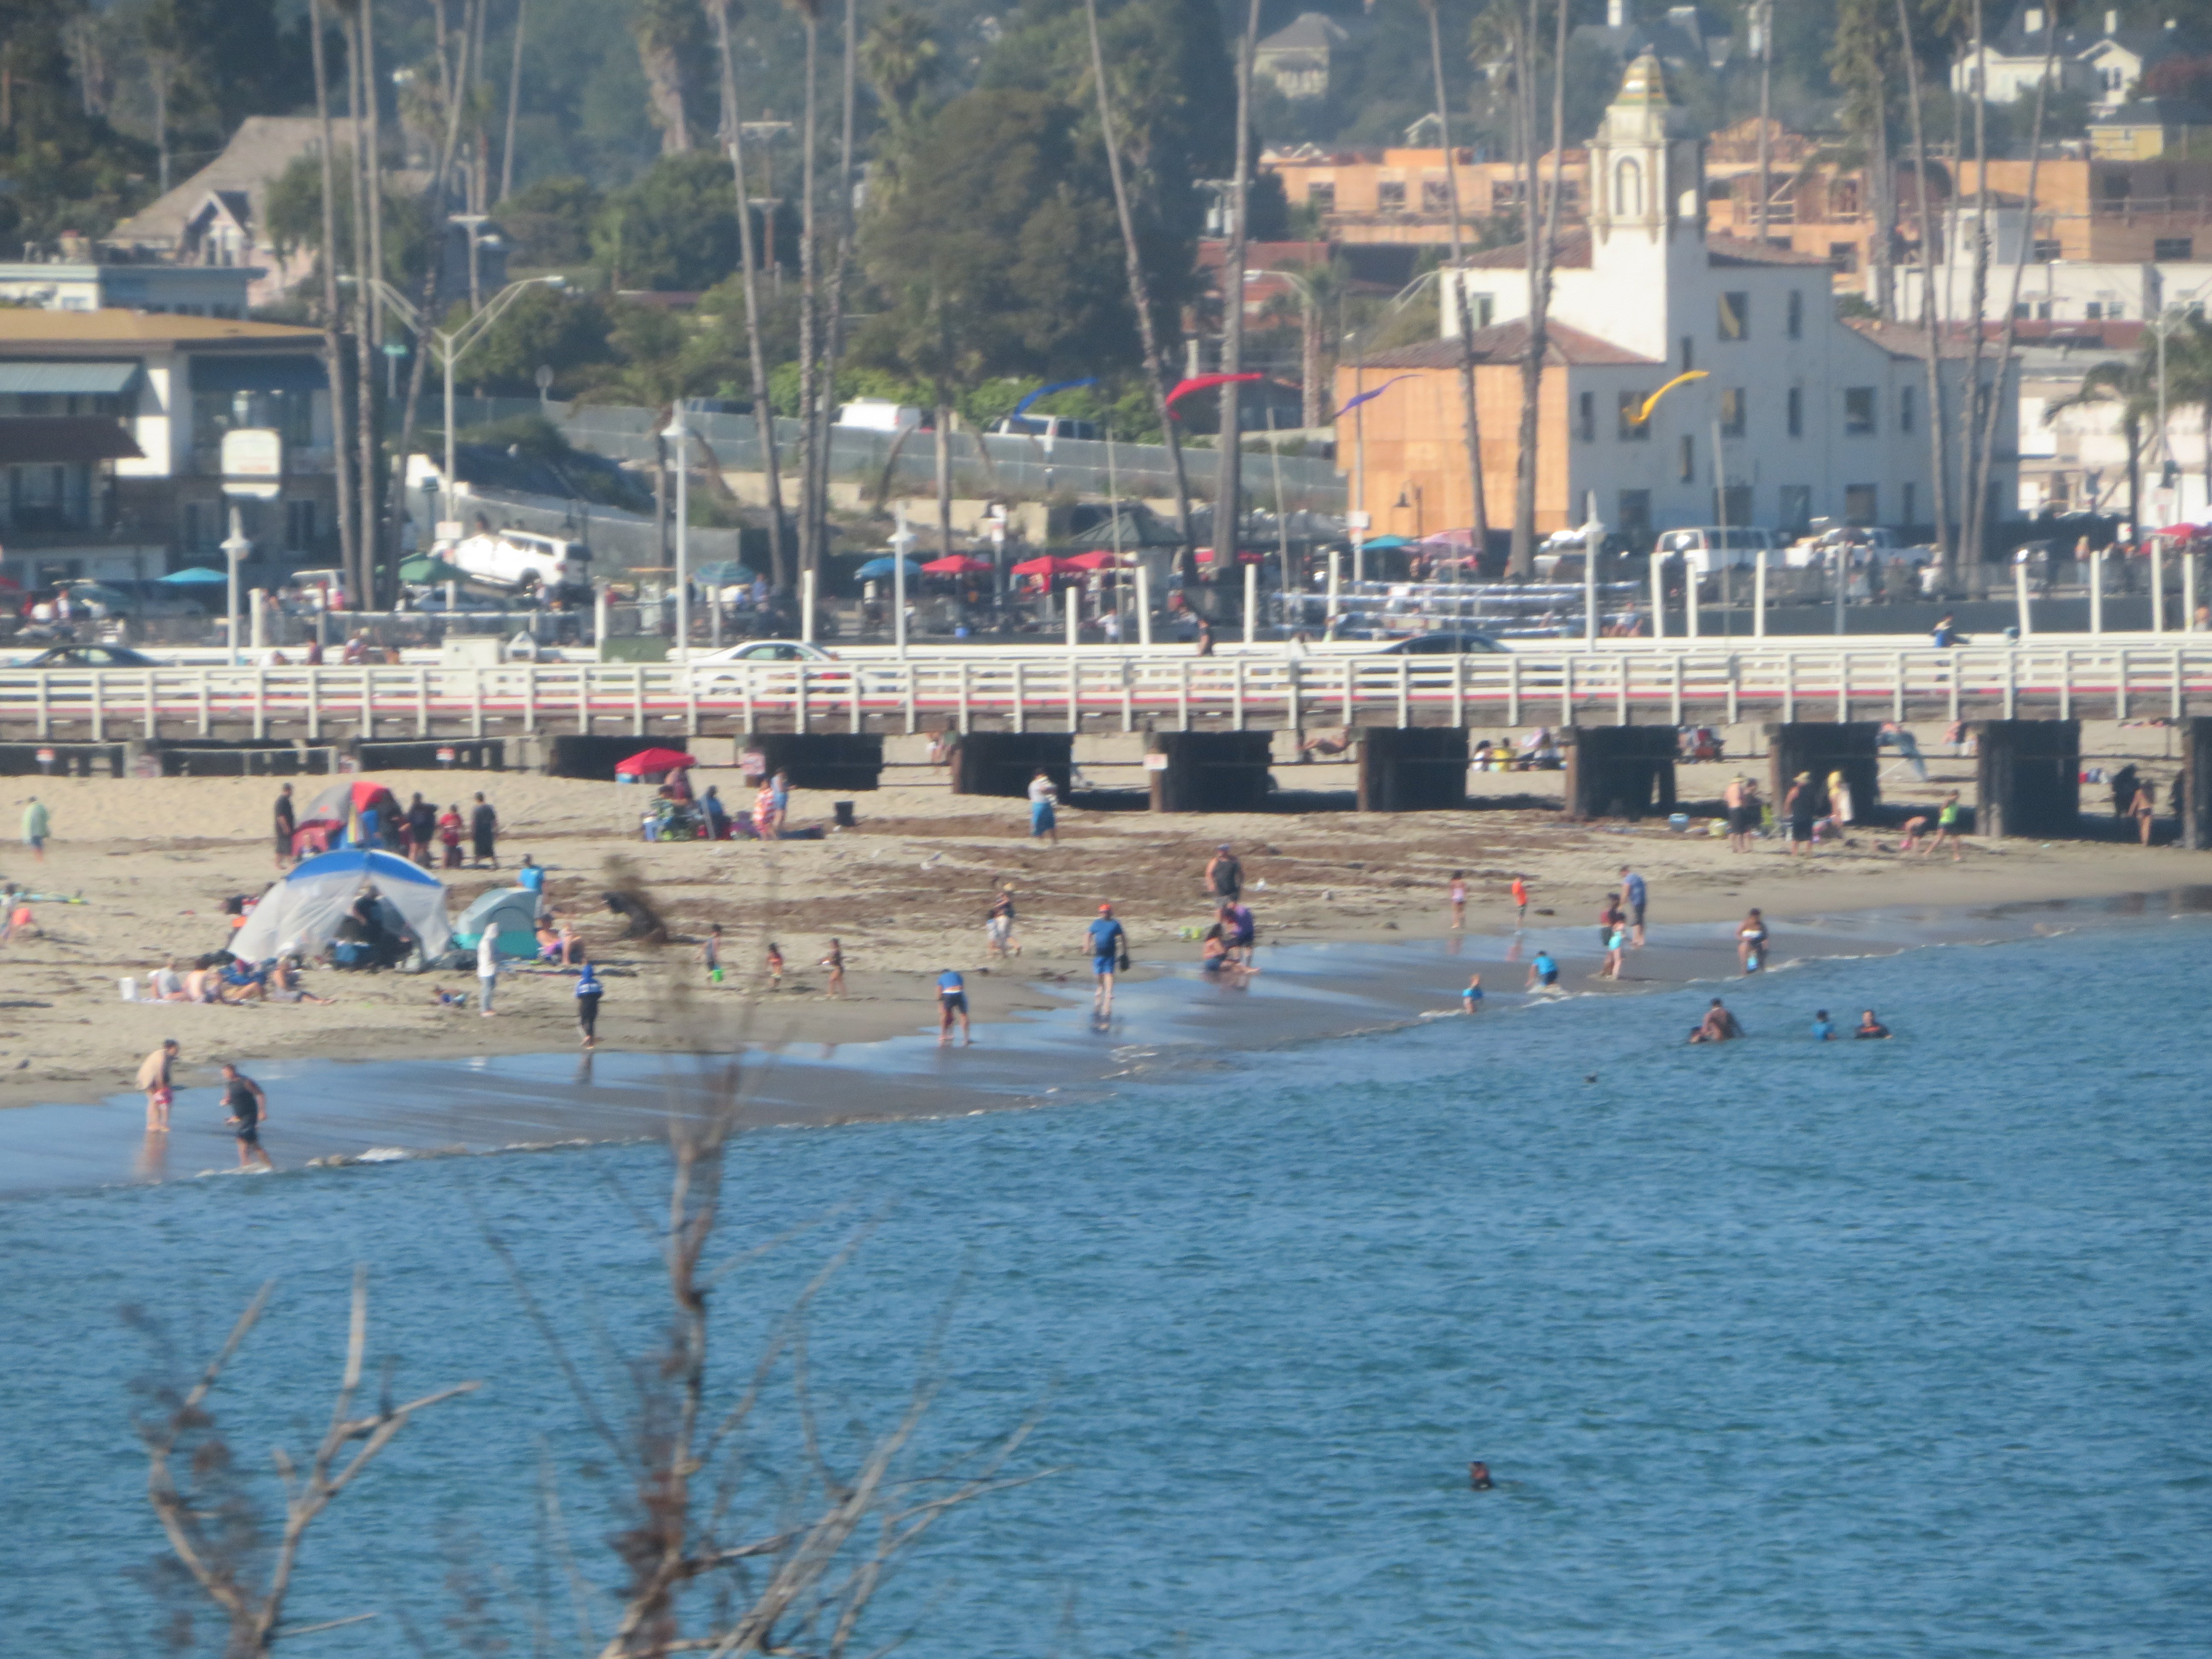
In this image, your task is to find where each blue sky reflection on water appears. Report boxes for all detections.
[3,922,2209,1657]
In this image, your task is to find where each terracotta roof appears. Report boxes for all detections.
[1466,228,1593,270]
[0,309,324,348]
[1705,235,1836,267]
[0,416,144,466]
[1844,317,1996,360]
[1361,318,1659,369]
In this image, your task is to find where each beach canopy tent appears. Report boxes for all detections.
[614,747,695,778]
[294,779,404,856]
[1061,550,1128,571]
[1360,535,1413,551]
[856,556,925,580]
[231,849,451,965]
[452,886,541,958]
[1010,554,1075,577]
[921,554,994,575]
[157,565,229,585]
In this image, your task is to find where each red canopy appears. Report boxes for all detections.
[615,747,696,777]
[922,554,994,575]
[1062,550,1126,570]
[1010,554,1073,577]
[2156,523,2203,538]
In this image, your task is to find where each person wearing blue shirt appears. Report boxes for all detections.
[1087,904,1126,1014]
[1461,973,1484,1013]
[1617,864,1648,947]
[1526,951,1559,990]
[1931,613,1965,648]
[575,959,603,1048]
[936,968,970,1046]
[1811,1009,1834,1041]
[517,854,546,909]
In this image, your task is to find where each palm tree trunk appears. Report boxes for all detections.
[794,4,821,597]
[309,0,358,598]
[1894,0,1953,589]
[1510,0,1567,578]
[1426,0,1488,553]
[810,0,858,587]
[1084,0,1194,572]
[1960,0,1992,562]
[348,5,378,608]
[498,0,524,203]
[712,1,788,588]
[1216,0,1260,573]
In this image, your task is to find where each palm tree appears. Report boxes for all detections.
[1215,0,1262,573]
[1420,0,1487,555]
[787,0,825,597]
[859,1,936,164]
[2049,358,2152,539]
[710,0,789,589]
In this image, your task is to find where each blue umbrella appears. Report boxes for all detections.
[692,560,758,587]
[159,565,229,585]
[856,556,924,580]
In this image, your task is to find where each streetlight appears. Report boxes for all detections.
[660,403,692,664]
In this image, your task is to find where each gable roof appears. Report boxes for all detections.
[1706,234,1836,267]
[108,116,368,249]
[1362,318,1660,370]
[1844,317,1995,360]
[1258,12,1351,53]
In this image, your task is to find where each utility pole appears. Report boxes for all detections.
[1753,0,1774,245]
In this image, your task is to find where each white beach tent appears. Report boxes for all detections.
[231,849,453,964]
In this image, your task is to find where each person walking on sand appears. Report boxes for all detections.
[574,958,603,1048]
[820,938,846,997]
[1737,907,1770,974]
[1205,843,1243,902]
[137,1038,179,1131]
[1924,792,1965,862]
[2131,778,2158,847]
[220,1063,274,1171]
[1088,903,1127,1015]
[765,940,785,989]
[701,923,724,983]
[470,792,499,867]
[1784,773,1816,856]
[987,886,1020,958]
[408,793,436,867]
[438,802,464,868]
[1723,775,1747,852]
[1511,875,1529,927]
[1028,769,1059,843]
[937,967,972,1045]
[476,925,501,1015]
[1448,870,1467,930]
[272,783,296,869]
[1618,864,1647,947]
[1827,768,1855,828]
[23,795,49,861]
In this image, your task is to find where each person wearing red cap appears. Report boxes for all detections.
[1086,903,1127,1016]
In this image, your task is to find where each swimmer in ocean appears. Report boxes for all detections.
[1468,1461,1494,1490]
[1525,951,1559,991]
[1855,1008,1892,1039]
[1811,1009,1834,1040]
[1689,998,1744,1043]
[1461,973,1484,1013]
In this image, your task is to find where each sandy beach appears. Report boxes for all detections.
[3,719,2208,1116]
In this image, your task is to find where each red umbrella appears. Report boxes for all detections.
[615,747,696,777]
[1010,554,1073,577]
[2156,523,2202,538]
[921,554,994,575]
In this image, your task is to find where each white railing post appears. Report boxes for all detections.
[2090,546,2104,635]
[1753,548,1767,640]
[1137,564,1154,647]
[801,567,817,644]
[1243,561,1257,646]
[2153,537,2167,636]
[1650,555,1666,640]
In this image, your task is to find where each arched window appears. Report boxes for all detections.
[1615,157,1644,218]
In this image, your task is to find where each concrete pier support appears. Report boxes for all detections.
[1356,727,1469,812]
[1147,731,1273,813]
[2181,718,2212,850]
[744,733,884,792]
[1766,722,1882,823]
[1974,719,2079,838]
[1564,725,1676,820]
[948,731,1073,798]
[543,735,690,780]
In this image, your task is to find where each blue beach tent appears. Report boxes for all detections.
[229,848,452,963]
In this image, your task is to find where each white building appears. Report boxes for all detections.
[1895,202,2212,324]
[0,258,253,318]
[1425,52,2014,540]
[1951,6,2196,114]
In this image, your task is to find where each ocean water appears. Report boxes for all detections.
[3,920,2208,1656]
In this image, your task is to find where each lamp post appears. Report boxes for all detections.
[221,506,250,667]
[890,504,915,658]
[661,403,691,664]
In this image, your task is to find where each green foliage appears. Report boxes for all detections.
[499,176,603,270]
[441,286,617,397]
[853,85,1133,400]
[454,412,574,461]
[0,3,156,249]
[264,150,436,288]
[590,153,742,292]
[1835,291,1880,320]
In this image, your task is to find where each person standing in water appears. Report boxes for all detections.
[1811,1009,1835,1041]
[137,1037,179,1131]
[1461,973,1484,1013]
[1617,865,1647,947]
[1447,871,1467,931]
[936,968,971,1045]
[220,1063,274,1171]
[1855,1008,1892,1039]
[1087,904,1127,1015]
[1525,950,1560,991]
[1737,908,1769,975]
[1511,875,1529,927]
[1690,999,1745,1043]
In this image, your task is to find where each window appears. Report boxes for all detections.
[1779,484,1812,529]
[1307,181,1336,212]
[1829,242,1860,274]
[1843,483,1878,525]
[1844,387,1876,435]
[2033,238,2063,261]
[1617,390,1653,440]
[1787,290,1803,338]
[2013,302,2033,319]
[1463,291,1495,329]
[2086,302,2103,320]
[1614,156,1644,217]
[1903,482,1918,526]
[1617,489,1652,533]
[1901,384,1916,434]
[1720,387,1746,436]
[1679,335,1695,373]
[1377,179,1406,210]
[1577,390,1596,442]
[1718,291,1749,340]
[1787,386,1803,437]
[1422,178,1453,213]
[285,498,317,551]
[1717,484,1753,524]
[1679,434,1695,483]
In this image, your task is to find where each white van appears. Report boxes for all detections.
[835,399,926,432]
[990,414,1102,443]
[1652,526,1782,575]
[445,529,591,593]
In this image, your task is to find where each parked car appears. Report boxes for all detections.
[692,640,839,665]
[990,414,1102,443]
[1652,526,1784,575]
[19,644,166,668]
